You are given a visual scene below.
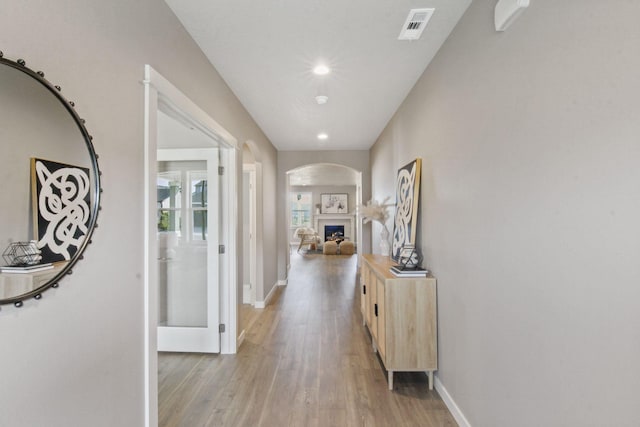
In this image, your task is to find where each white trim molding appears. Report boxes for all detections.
[255,280,285,308]
[243,284,252,304]
[237,329,246,349]
[435,375,472,427]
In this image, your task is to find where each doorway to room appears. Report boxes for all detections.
[143,65,239,427]
[242,164,256,306]
[286,163,363,268]
[240,141,267,317]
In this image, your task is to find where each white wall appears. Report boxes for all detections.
[371,1,640,426]
[0,1,277,425]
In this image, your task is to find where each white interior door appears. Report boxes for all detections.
[156,148,220,353]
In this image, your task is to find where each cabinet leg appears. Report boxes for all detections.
[427,371,434,390]
[388,371,394,390]
[372,338,377,354]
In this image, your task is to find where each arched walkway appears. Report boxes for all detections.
[286,163,363,276]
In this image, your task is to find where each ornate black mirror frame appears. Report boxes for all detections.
[0,51,102,308]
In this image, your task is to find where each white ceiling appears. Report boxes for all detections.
[165,0,471,151]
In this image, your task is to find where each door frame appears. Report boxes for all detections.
[242,164,257,305]
[143,65,239,427]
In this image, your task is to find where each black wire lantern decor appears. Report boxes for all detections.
[398,244,423,269]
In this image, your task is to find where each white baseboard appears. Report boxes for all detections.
[435,375,471,427]
[242,284,251,304]
[237,329,245,348]
[255,280,283,308]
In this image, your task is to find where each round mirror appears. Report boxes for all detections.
[0,53,101,307]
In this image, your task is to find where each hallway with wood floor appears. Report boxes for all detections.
[158,251,457,426]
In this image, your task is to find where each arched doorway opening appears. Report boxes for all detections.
[285,163,363,269]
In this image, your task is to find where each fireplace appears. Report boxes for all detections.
[313,214,355,249]
[324,225,345,241]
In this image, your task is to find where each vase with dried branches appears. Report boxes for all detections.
[358,197,393,256]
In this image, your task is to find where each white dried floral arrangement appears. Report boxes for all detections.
[358,197,393,225]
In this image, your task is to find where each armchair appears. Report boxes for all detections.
[294,227,319,252]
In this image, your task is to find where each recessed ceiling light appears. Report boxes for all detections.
[317,132,328,140]
[313,65,330,75]
[315,95,328,105]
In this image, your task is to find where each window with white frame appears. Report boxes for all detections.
[158,168,208,241]
[290,192,312,228]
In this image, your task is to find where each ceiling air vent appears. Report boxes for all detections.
[398,8,435,40]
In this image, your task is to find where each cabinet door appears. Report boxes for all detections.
[360,278,366,317]
[361,265,371,326]
[376,276,386,360]
[385,278,438,370]
[369,269,378,340]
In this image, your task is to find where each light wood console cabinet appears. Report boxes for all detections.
[360,254,437,390]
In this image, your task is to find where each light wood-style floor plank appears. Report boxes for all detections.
[159,251,458,427]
